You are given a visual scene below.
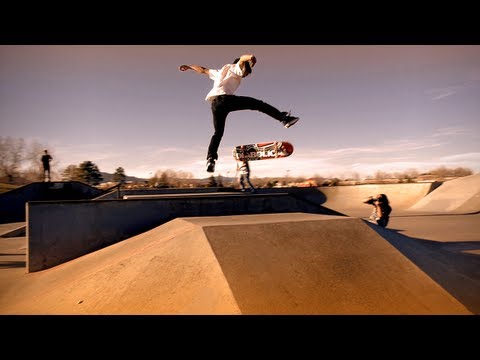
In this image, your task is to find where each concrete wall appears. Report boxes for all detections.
[27,192,338,272]
[0,181,103,223]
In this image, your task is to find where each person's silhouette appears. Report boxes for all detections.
[237,159,256,193]
[363,194,392,227]
[41,149,52,182]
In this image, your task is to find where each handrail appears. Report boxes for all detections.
[103,182,122,199]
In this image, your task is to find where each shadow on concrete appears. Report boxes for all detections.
[438,241,480,254]
[427,181,444,194]
[0,260,26,269]
[367,222,480,314]
[288,190,343,216]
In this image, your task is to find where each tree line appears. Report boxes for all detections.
[0,136,475,188]
[0,136,126,185]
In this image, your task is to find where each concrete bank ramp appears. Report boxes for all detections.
[318,183,434,217]
[409,174,480,214]
[1,213,470,314]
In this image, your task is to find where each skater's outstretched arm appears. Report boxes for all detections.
[362,196,375,205]
[178,64,209,76]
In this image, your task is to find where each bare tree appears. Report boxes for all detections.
[452,167,473,177]
[374,171,391,182]
[431,166,449,178]
[176,170,193,180]
[154,171,171,188]
[25,140,52,182]
[0,136,25,183]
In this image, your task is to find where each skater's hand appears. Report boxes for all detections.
[179,65,190,71]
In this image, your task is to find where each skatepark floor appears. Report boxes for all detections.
[1,211,479,315]
[2,175,479,314]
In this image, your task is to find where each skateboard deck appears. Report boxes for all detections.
[233,141,294,161]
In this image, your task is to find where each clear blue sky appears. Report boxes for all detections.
[1,45,479,179]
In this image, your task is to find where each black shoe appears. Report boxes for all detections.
[283,116,299,128]
[206,158,215,173]
[281,111,299,128]
[250,189,256,193]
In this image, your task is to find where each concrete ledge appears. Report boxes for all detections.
[123,192,261,199]
[27,193,337,272]
[94,186,230,200]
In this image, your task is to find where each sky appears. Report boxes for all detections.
[1,44,479,180]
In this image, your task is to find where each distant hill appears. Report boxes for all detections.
[100,172,148,183]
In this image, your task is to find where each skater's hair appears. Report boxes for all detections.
[375,194,389,204]
[233,57,252,77]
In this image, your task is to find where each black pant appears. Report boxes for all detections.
[43,166,51,180]
[207,95,284,160]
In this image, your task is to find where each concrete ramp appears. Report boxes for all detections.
[0,213,470,314]
[409,174,480,214]
[2,218,240,314]
[318,183,434,217]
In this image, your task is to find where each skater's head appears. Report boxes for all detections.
[374,194,389,204]
[233,56,256,78]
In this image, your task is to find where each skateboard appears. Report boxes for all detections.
[233,141,294,161]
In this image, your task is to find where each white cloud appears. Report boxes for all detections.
[440,152,480,162]
[431,127,468,137]
[429,89,457,101]
[425,80,480,101]
[51,126,480,180]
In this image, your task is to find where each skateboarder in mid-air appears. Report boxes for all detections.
[179,54,300,173]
